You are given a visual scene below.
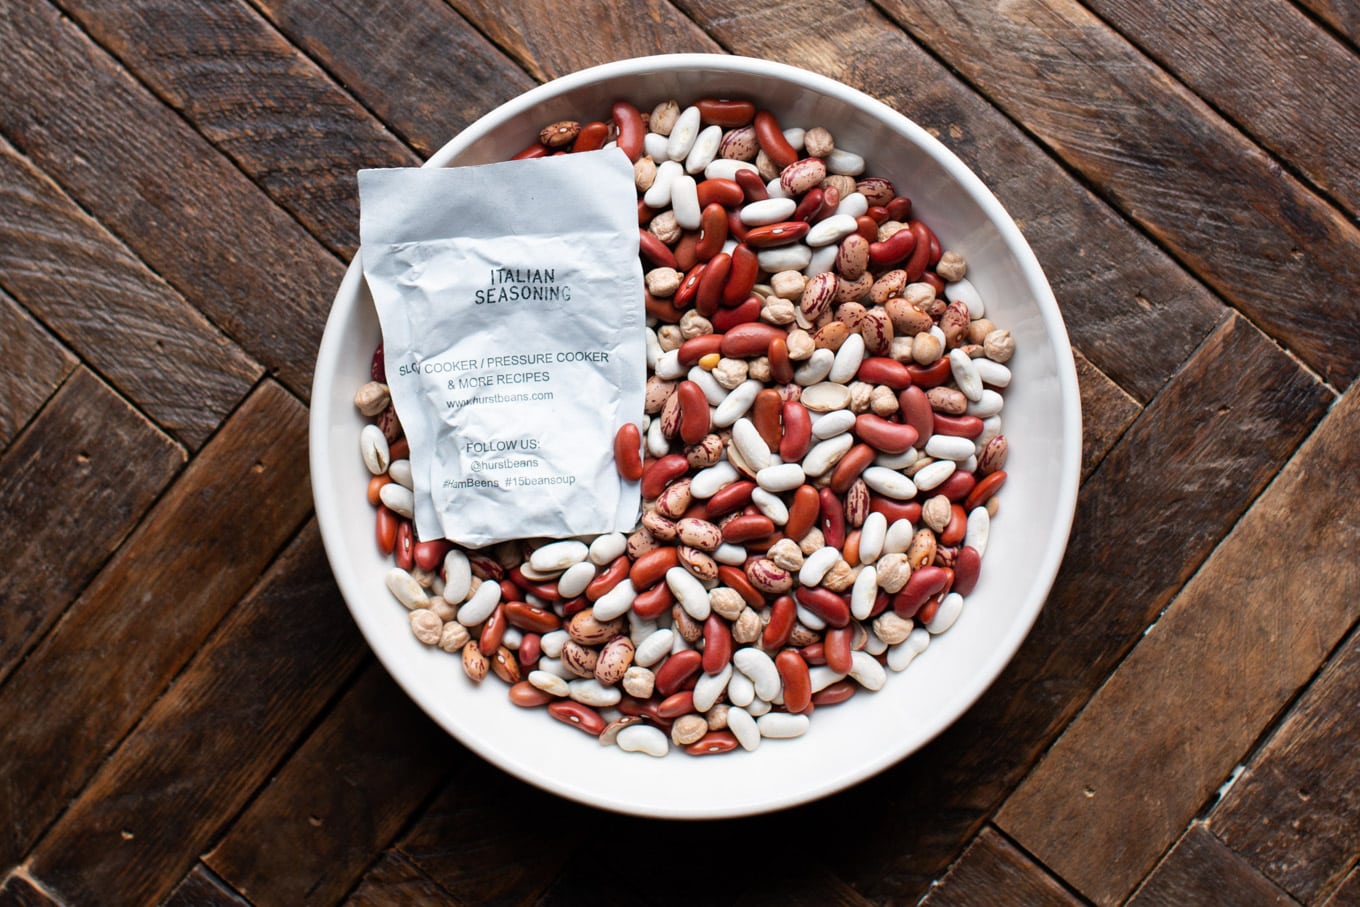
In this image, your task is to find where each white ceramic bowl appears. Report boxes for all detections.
[310,54,1080,819]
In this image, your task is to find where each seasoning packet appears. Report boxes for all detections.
[359,150,645,548]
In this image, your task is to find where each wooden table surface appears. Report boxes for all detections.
[2,0,1358,904]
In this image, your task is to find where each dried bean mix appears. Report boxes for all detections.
[355,97,1014,756]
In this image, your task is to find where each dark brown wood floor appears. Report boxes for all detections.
[2,0,1358,904]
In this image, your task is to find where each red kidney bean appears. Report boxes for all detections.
[697,177,745,209]
[677,334,724,367]
[868,226,917,268]
[916,595,943,625]
[893,566,954,617]
[964,470,1006,511]
[509,681,554,708]
[723,513,777,543]
[829,443,875,494]
[932,413,985,438]
[869,590,891,618]
[705,480,756,519]
[856,357,913,389]
[866,205,890,224]
[395,520,414,570]
[776,650,813,712]
[721,322,785,358]
[695,205,729,261]
[548,700,606,735]
[904,221,933,281]
[785,484,821,540]
[389,437,409,461]
[367,474,390,506]
[631,581,674,619]
[645,291,684,323]
[907,357,954,389]
[734,167,768,202]
[511,141,548,160]
[508,567,561,602]
[725,209,750,244]
[795,586,851,628]
[898,385,934,444]
[697,98,756,127]
[614,423,644,481]
[518,633,541,668]
[751,389,783,451]
[941,503,968,546]
[610,101,645,161]
[953,545,982,596]
[793,187,824,223]
[674,231,700,270]
[935,470,976,503]
[722,244,760,306]
[819,487,846,549]
[686,731,740,756]
[369,344,386,382]
[674,261,706,309]
[763,595,797,649]
[677,381,711,445]
[504,600,561,634]
[570,120,609,153]
[479,604,508,655]
[799,642,827,665]
[712,295,761,331]
[641,453,689,499]
[768,336,795,385]
[887,196,913,220]
[703,614,733,674]
[414,539,451,572]
[375,506,397,555]
[744,221,810,248]
[717,566,765,609]
[500,579,522,602]
[654,649,703,697]
[812,679,858,706]
[779,400,813,461]
[922,271,945,295]
[855,215,879,242]
[752,110,798,169]
[824,626,854,674]
[695,251,731,316]
[639,229,678,269]
[658,690,696,719]
[630,547,679,590]
[854,413,918,455]
[585,556,630,601]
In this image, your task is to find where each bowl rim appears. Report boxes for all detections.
[310,52,1082,819]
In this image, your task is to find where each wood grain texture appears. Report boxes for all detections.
[162,866,252,907]
[1210,626,1360,904]
[1324,866,1360,907]
[26,522,364,907]
[0,0,340,398]
[814,312,1332,903]
[344,852,451,907]
[1073,348,1139,480]
[0,290,75,450]
[1126,824,1301,907]
[0,367,183,686]
[445,0,720,82]
[730,870,876,907]
[205,662,457,907]
[0,873,60,907]
[1082,0,1360,217]
[996,379,1360,904]
[0,136,260,448]
[52,0,420,258]
[873,0,1360,388]
[1295,0,1360,48]
[0,381,310,870]
[672,0,1223,404]
[400,759,598,907]
[918,827,1084,907]
[252,0,536,159]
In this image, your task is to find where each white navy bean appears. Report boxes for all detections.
[645,328,663,371]
[617,724,669,757]
[848,650,887,691]
[634,628,674,667]
[783,126,806,150]
[442,550,472,603]
[811,408,856,439]
[672,630,693,653]
[757,712,810,739]
[828,333,865,384]
[647,416,669,458]
[643,159,682,208]
[360,424,390,475]
[732,418,772,471]
[808,665,847,693]
[516,561,561,582]
[570,678,621,707]
[746,696,772,717]
[912,459,956,492]
[685,124,722,174]
[727,670,756,707]
[851,565,878,620]
[764,177,790,199]
[884,518,916,554]
[666,566,711,620]
[704,159,759,181]
[802,434,854,477]
[556,561,596,599]
[666,105,702,161]
[924,434,976,461]
[887,627,931,672]
[799,546,841,586]
[713,379,762,427]
[670,175,701,229]
[726,706,760,751]
[540,629,568,659]
[589,532,628,567]
[966,389,1004,418]
[976,415,1004,452]
[643,131,669,161]
[654,348,685,379]
[740,197,797,225]
[693,663,732,712]
[961,455,978,474]
[690,460,739,498]
[875,448,919,470]
[834,191,868,217]
[385,568,429,610]
[949,348,984,402]
[387,459,413,490]
[535,656,572,679]
[733,647,781,701]
[806,214,858,247]
[528,670,569,697]
[757,243,812,272]
[929,324,947,347]
[457,580,501,627]
[688,365,727,404]
[795,601,827,631]
[714,542,748,565]
[965,507,990,556]
[803,243,840,277]
[756,462,805,493]
[793,349,835,385]
[530,540,589,572]
[927,592,965,634]
[628,611,657,645]
[973,358,1012,387]
[591,578,637,622]
[946,278,984,318]
[864,632,888,656]
[862,465,918,499]
[750,487,789,524]
[858,511,887,564]
[827,148,866,176]
[800,381,852,412]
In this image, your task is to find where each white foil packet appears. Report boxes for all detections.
[359,150,645,548]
